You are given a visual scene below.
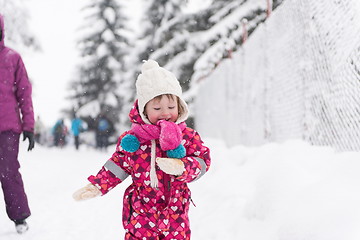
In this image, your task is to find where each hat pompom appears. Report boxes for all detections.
[166,144,186,158]
[120,134,140,153]
[141,59,160,73]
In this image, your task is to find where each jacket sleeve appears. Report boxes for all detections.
[88,133,132,195]
[15,56,35,132]
[175,129,211,183]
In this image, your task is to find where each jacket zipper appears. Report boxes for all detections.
[190,197,196,207]
[128,192,133,223]
[162,172,172,207]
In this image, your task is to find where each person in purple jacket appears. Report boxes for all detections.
[0,14,35,234]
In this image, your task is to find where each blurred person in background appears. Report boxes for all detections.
[52,119,68,147]
[71,113,85,150]
[95,113,113,151]
[34,115,46,145]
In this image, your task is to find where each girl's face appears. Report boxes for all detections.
[145,95,179,124]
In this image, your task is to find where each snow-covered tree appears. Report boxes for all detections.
[144,0,284,96]
[68,0,131,127]
[0,0,39,51]
[188,0,279,85]
[136,0,187,69]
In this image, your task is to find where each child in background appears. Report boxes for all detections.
[73,60,211,240]
[71,114,84,150]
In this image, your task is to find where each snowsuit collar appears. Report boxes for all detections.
[128,100,147,125]
[131,120,186,151]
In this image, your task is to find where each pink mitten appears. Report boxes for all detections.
[156,157,185,176]
[73,184,101,201]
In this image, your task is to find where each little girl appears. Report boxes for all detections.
[73,60,211,240]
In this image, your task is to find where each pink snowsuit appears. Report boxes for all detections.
[88,101,211,240]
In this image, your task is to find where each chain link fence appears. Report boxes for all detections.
[195,0,360,151]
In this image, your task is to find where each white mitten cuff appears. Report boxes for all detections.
[73,183,101,201]
[156,157,185,176]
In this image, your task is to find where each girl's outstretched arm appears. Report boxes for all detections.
[73,133,132,200]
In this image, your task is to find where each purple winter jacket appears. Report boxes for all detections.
[0,14,34,133]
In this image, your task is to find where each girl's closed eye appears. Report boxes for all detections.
[153,107,160,110]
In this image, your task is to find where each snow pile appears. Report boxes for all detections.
[192,139,360,239]
[1,139,360,239]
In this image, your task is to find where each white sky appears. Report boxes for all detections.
[22,0,87,127]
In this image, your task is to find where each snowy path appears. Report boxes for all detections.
[1,139,360,239]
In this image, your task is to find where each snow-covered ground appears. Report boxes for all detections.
[1,138,360,239]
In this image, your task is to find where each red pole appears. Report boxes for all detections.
[228,49,233,58]
[242,18,248,43]
[267,0,272,17]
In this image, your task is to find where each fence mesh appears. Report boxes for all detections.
[195,0,360,151]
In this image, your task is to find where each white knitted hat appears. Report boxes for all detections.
[136,60,189,124]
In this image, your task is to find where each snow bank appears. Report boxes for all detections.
[1,139,360,239]
[191,139,360,240]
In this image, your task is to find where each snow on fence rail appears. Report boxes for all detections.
[194,0,360,151]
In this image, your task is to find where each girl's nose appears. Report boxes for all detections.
[160,110,170,117]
